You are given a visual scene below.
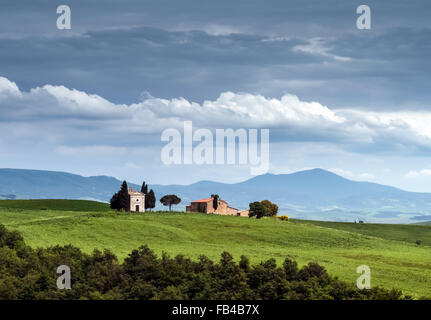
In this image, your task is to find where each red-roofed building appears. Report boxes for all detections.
[186,197,249,217]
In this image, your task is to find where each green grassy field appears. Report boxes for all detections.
[295,220,431,246]
[0,200,430,298]
[0,199,110,211]
[416,221,431,226]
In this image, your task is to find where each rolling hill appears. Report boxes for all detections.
[0,168,140,201]
[0,199,430,298]
[2,168,431,223]
[0,199,110,211]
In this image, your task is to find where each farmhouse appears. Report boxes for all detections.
[186,197,249,217]
[128,188,145,212]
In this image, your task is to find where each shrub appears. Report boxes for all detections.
[278,215,289,221]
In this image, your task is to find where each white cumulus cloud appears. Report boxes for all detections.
[406,168,431,178]
[1,76,431,155]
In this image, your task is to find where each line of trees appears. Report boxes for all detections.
[0,224,409,300]
[109,182,280,217]
[109,179,183,212]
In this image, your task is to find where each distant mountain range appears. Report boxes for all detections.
[1,168,431,223]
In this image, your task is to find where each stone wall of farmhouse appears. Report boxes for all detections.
[225,206,239,215]
[186,199,248,217]
[214,200,228,214]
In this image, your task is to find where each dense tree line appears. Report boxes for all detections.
[0,224,410,300]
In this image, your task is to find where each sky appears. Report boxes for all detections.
[1,0,431,192]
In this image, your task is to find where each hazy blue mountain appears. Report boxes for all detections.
[1,168,431,223]
[0,194,16,200]
[0,168,140,201]
[152,169,431,222]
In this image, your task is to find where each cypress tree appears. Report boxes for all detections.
[211,194,219,210]
[146,189,156,211]
[140,181,148,194]
[118,181,130,211]
[110,192,120,210]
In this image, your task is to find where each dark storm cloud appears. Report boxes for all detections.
[0,22,430,109]
[0,0,430,107]
[0,26,319,103]
[1,0,430,35]
[1,0,431,188]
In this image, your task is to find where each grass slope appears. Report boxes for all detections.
[415,221,431,226]
[295,220,431,246]
[0,199,109,211]
[0,200,430,298]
